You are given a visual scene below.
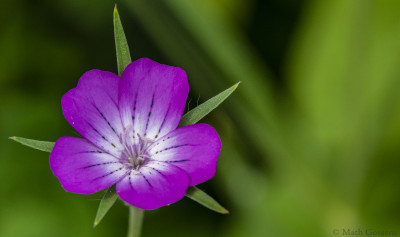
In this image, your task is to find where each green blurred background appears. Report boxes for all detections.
[2,0,400,236]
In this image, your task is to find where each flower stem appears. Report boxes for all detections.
[127,206,144,237]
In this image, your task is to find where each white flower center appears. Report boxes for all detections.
[120,127,154,170]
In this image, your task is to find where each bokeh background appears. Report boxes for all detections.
[1,0,400,236]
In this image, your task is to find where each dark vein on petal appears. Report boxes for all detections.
[131,75,146,131]
[88,123,110,143]
[82,161,119,169]
[88,122,102,136]
[148,161,189,178]
[132,93,138,122]
[148,136,172,151]
[153,144,196,154]
[95,106,118,136]
[129,170,134,190]
[106,91,119,109]
[148,160,170,167]
[155,85,174,139]
[87,122,119,153]
[164,159,189,163]
[92,166,124,181]
[141,172,152,187]
[156,100,172,139]
[116,170,131,185]
[144,92,155,136]
[76,150,103,154]
[149,167,166,178]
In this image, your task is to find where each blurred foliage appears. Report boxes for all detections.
[1,0,400,236]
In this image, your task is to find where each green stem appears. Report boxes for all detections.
[127,206,144,237]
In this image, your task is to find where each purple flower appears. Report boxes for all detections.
[50,58,221,210]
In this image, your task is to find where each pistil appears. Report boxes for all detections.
[120,127,154,170]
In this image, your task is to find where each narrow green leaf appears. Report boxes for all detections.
[93,185,119,227]
[9,136,55,152]
[114,6,132,76]
[179,82,240,127]
[185,186,229,214]
[93,7,133,227]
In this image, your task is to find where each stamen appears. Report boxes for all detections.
[119,127,154,170]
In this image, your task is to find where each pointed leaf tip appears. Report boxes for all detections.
[10,136,55,152]
[113,6,132,76]
[93,186,118,227]
[185,186,229,214]
[179,83,239,127]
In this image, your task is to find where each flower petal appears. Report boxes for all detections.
[119,58,189,141]
[148,124,221,186]
[116,161,189,210]
[62,70,124,157]
[50,137,129,194]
